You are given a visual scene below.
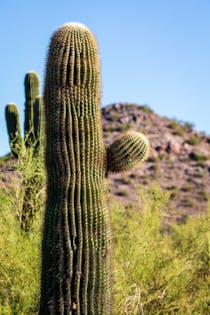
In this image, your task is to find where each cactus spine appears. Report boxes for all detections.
[5,103,23,157]
[40,23,149,314]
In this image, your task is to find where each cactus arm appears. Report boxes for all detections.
[107,131,150,173]
[24,72,40,146]
[5,103,23,157]
[33,95,44,152]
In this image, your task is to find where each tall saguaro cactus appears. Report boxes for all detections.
[40,23,149,315]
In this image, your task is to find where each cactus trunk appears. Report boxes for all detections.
[39,23,111,314]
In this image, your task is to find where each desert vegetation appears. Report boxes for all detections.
[0,156,209,314]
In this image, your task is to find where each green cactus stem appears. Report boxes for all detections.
[5,103,23,157]
[39,22,149,315]
[33,95,44,151]
[107,131,150,173]
[24,72,40,146]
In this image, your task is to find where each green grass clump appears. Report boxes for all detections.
[0,177,209,314]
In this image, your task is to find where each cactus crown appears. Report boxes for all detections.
[24,72,40,100]
[45,22,100,116]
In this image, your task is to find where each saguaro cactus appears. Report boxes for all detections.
[5,72,42,156]
[24,72,40,146]
[40,22,149,315]
[5,103,23,157]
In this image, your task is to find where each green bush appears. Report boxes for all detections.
[0,188,41,314]
[187,135,202,146]
[0,180,209,314]
[139,104,153,113]
[189,152,208,163]
[112,185,210,315]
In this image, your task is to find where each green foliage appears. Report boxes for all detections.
[139,104,153,113]
[181,121,195,132]
[16,147,45,232]
[187,135,202,145]
[188,152,208,163]
[0,183,209,314]
[112,184,210,315]
[167,119,196,137]
[167,119,184,137]
[167,119,180,130]
[0,187,42,314]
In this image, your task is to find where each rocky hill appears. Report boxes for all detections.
[103,103,210,223]
[1,102,210,224]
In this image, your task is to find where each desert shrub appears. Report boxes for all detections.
[167,119,180,130]
[139,104,153,113]
[0,187,41,314]
[187,135,202,146]
[188,152,208,163]
[0,178,209,314]
[112,184,210,315]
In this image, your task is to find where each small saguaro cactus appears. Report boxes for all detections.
[24,72,40,147]
[5,103,23,157]
[5,72,42,156]
[39,22,149,315]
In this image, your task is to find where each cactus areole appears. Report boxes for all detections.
[40,22,149,314]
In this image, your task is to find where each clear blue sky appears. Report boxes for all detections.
[1,0,210,156]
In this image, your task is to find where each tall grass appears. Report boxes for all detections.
[0,157,209,314]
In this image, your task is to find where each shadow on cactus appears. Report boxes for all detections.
[39,22,149,314]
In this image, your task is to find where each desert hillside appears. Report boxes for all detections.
[1,102,210,223]
[102,103,210,222]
